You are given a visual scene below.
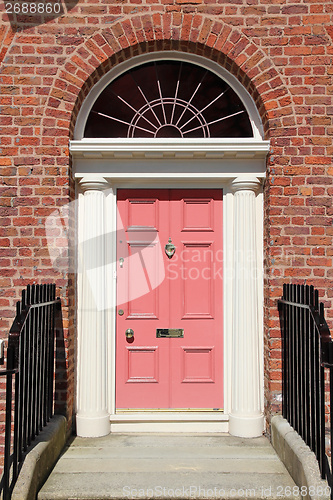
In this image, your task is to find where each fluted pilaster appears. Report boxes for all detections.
[229,177,264,438]
[76,177,110,437]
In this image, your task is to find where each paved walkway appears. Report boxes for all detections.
[38,433,299,500]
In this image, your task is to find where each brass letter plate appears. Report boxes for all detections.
[156,329,184,338]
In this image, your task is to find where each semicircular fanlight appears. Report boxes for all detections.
[84,61,253,139]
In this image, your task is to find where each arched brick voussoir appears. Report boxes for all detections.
[44,13,294,141]
[0,24,15,66]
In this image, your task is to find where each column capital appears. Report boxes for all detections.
[230,176,261,193]
[79,177,110,192]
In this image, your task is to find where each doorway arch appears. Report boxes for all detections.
[71,51,270,438]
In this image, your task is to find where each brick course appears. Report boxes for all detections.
[1,0,333,451]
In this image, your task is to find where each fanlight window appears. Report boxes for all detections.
[84,61,253,139]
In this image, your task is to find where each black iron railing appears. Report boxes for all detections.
[278,283,333,494]
[0,284,61,500]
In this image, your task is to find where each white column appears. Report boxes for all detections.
[229,176,264,438]
[76,177,110,437]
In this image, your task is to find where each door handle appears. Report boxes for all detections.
[125,328,134,339]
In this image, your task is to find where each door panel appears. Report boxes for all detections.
[168,190,223,408]
[116,189,223,410]
[126,346,159,383]
[116,190,169,408]
[181,242,214,318]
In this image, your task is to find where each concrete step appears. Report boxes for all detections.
[38,433,300,500]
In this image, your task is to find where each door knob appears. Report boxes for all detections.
[125,328,134,339]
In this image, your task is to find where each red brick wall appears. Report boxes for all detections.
[1,0,333,449]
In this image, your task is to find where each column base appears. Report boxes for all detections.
[229,413,264,438]
[76,413,110,438]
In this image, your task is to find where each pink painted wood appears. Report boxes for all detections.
[116,189,223,410]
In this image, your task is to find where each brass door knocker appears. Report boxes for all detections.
[165,237,176,259]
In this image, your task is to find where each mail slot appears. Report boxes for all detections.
[156,328,184,338]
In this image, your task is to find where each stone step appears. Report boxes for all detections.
[38,433,301,500]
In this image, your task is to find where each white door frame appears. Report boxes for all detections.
[105,179,264,434]
[73,152,268,435]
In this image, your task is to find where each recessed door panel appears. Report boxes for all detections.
[128,198,159,230]
[127,242,159,319]
[116,189,223,410]
[127,347,159,383]
[182,347,215,383]
[182,242,214,319]
[182,198,214,231]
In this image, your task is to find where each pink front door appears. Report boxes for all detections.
[116,189,223,409]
